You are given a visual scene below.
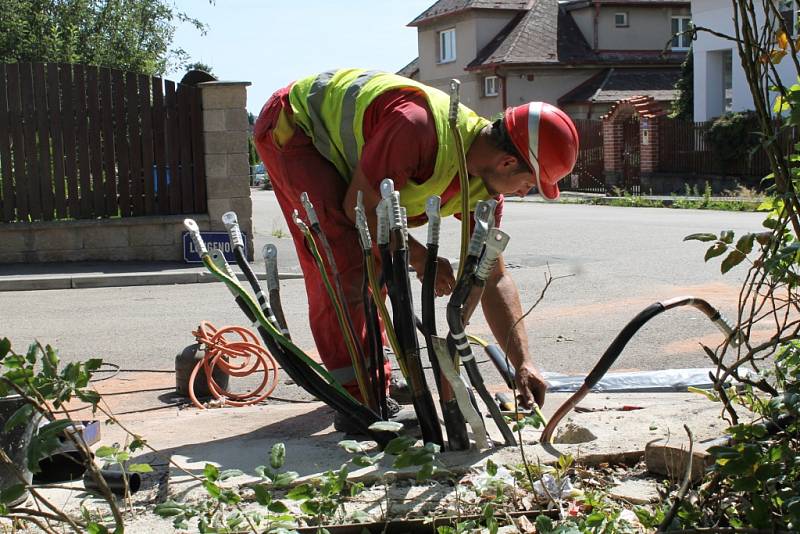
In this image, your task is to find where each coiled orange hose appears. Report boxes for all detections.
[189,321,279,409]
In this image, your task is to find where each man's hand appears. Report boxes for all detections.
[515,363,548,409]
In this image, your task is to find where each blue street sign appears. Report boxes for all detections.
[182,231,248,263]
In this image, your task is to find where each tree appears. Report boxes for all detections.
[186,61,213,75]
[670,47,693,120]
[0,0,207,76]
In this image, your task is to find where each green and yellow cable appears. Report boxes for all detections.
[292,210,376,410]
[449,79,471,281]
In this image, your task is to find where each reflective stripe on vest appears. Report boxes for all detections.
[289,69,493,221]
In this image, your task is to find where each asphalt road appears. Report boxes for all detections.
[1,190,765,403]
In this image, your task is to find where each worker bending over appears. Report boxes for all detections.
[253,68,578,431]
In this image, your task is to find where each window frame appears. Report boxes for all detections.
[439,28,457,64]
[484,75,499,97]
[614,12,629,28]
[671,15,692,50]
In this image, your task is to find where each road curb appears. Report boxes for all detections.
[0,271,305,292]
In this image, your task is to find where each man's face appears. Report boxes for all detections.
[480,157,535,198]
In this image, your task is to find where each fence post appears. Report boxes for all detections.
[197,80,254,259]
[602,118,623,190]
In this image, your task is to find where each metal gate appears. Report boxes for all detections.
[621,117,641,194]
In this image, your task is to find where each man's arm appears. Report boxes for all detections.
[481,255,547,408]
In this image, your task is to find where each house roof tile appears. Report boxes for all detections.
[397,57,420,78]
[467,0,686,68]
[558,67,681,104]
[468,0,596,67]
[409,0,529,26]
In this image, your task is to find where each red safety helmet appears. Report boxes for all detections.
[503,102,579,201]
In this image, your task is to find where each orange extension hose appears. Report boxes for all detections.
[189,321,280,409]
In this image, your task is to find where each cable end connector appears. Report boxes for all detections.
[354,194,372,251]
[184,218,207,256]
[292,209,310,234]
[426,195,442,247]
[262,244,279,291]
[448,79,461,123]
[476,229,510,281]
[222,211,244,248]
[467,200,493,257]
[714,315,746,347]
[300,192,319,227]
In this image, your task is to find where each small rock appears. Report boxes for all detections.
[553,422,597,444]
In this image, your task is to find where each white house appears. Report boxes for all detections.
[692,0,798,120]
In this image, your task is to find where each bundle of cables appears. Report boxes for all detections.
[188,321,279,409]
[183,216,397,448]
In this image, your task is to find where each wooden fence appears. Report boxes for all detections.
[657,118,795,178]
[0,62,206,223]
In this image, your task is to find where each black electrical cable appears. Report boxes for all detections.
[363,250,387,419]
[421,239,469,450]
[446,257,516,446]
[381,183,443,447]
[540,296,743,443]
[213,219,392,447]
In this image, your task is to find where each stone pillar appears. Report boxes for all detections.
[602,118,623,189]
[198,81,254,259]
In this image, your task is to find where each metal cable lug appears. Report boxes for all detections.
[291,209,309,234]
[262,244,279,293]
[426,195,441,246]
[714,315,744,347]
[448,79,460,123]
[300,192,319,227]
[376,199,390,246]
[183,218,207,256]
[476,229,510,281]
[209,249,237,284]
[380,178,395,199]
[355,199,372,251]
[467,201,493,257]
[388,192,403,231]
[484,199,498,230]
[222,211,244,249]
[400,206,408,242]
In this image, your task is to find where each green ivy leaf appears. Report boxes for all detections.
[384,435,417,455]
[270,443,286,469]
[684,233,718,242]
[0,484,26,504]
[416,461,436,482]
[154,500,185,517]
[86,522,109,534]
[486,459,498,476]
[286,483,312,501]
[4,404,34,432]
[203,463,220,482]
[272,471,299,488]
[0,338,11,360]
[721,250,747,273]
[268,501,289,513]
[705,243,727,261]
[300,499,320,515]
[127,463,153,474]
[736,233,755,255]
[253,484,271,506]
[203,480,221,498]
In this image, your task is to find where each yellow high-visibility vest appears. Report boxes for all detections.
[288,68,492,222]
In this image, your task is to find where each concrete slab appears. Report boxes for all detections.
[15,382,736,531]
